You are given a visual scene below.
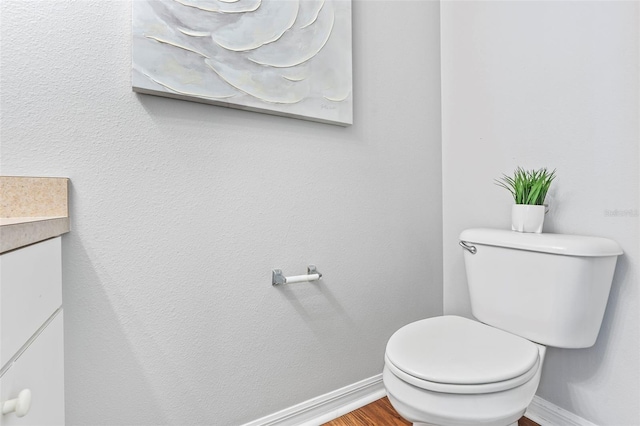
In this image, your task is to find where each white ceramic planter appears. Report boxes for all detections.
[512,204,545,233]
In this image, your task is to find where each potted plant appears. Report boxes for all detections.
[495,167,556,233]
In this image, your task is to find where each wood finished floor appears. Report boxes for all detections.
[322,397,540,426]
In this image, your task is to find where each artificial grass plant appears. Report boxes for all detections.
[495,167,556,205]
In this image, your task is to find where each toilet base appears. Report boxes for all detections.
[413,423,517,426]
[384,364,540,426]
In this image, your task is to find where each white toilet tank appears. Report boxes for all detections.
[459,228,623,348]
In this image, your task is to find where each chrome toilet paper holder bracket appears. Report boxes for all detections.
[272,265,322,286]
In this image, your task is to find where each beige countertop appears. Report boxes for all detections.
[0,177,70,254]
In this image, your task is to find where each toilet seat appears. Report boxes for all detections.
[385,315,541,395]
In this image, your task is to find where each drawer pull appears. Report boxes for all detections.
[2,389,31,417]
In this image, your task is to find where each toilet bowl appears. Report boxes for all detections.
[383,228,622,426]
[383,315,546,426]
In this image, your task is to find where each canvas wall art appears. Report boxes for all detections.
[132,0,353,126]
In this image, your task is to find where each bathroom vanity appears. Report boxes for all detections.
[0,177,69,425]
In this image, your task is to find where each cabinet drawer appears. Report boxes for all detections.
[0,312,64,426]
[0,238,62,367]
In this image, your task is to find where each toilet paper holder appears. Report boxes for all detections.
[272,265,322,286]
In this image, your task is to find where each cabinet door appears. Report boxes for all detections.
[0,237,62,366]
[0,312,64,426]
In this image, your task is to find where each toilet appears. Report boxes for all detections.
[383,228,623,426]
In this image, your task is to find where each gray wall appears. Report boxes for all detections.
[0,0,443,424]
[441,1,639,425]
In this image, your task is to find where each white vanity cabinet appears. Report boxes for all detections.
[0,237,65,425]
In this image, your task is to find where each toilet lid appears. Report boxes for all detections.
[385,316,539,386]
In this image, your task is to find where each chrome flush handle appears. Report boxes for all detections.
[459,240,477,254]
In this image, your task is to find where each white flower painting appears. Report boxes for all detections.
[132,0,353,125]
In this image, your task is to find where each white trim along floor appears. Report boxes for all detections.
[241,375,599,426]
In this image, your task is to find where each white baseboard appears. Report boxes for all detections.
[242,378,598,426]
[525,396,599,426]
[240,374,386,426]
